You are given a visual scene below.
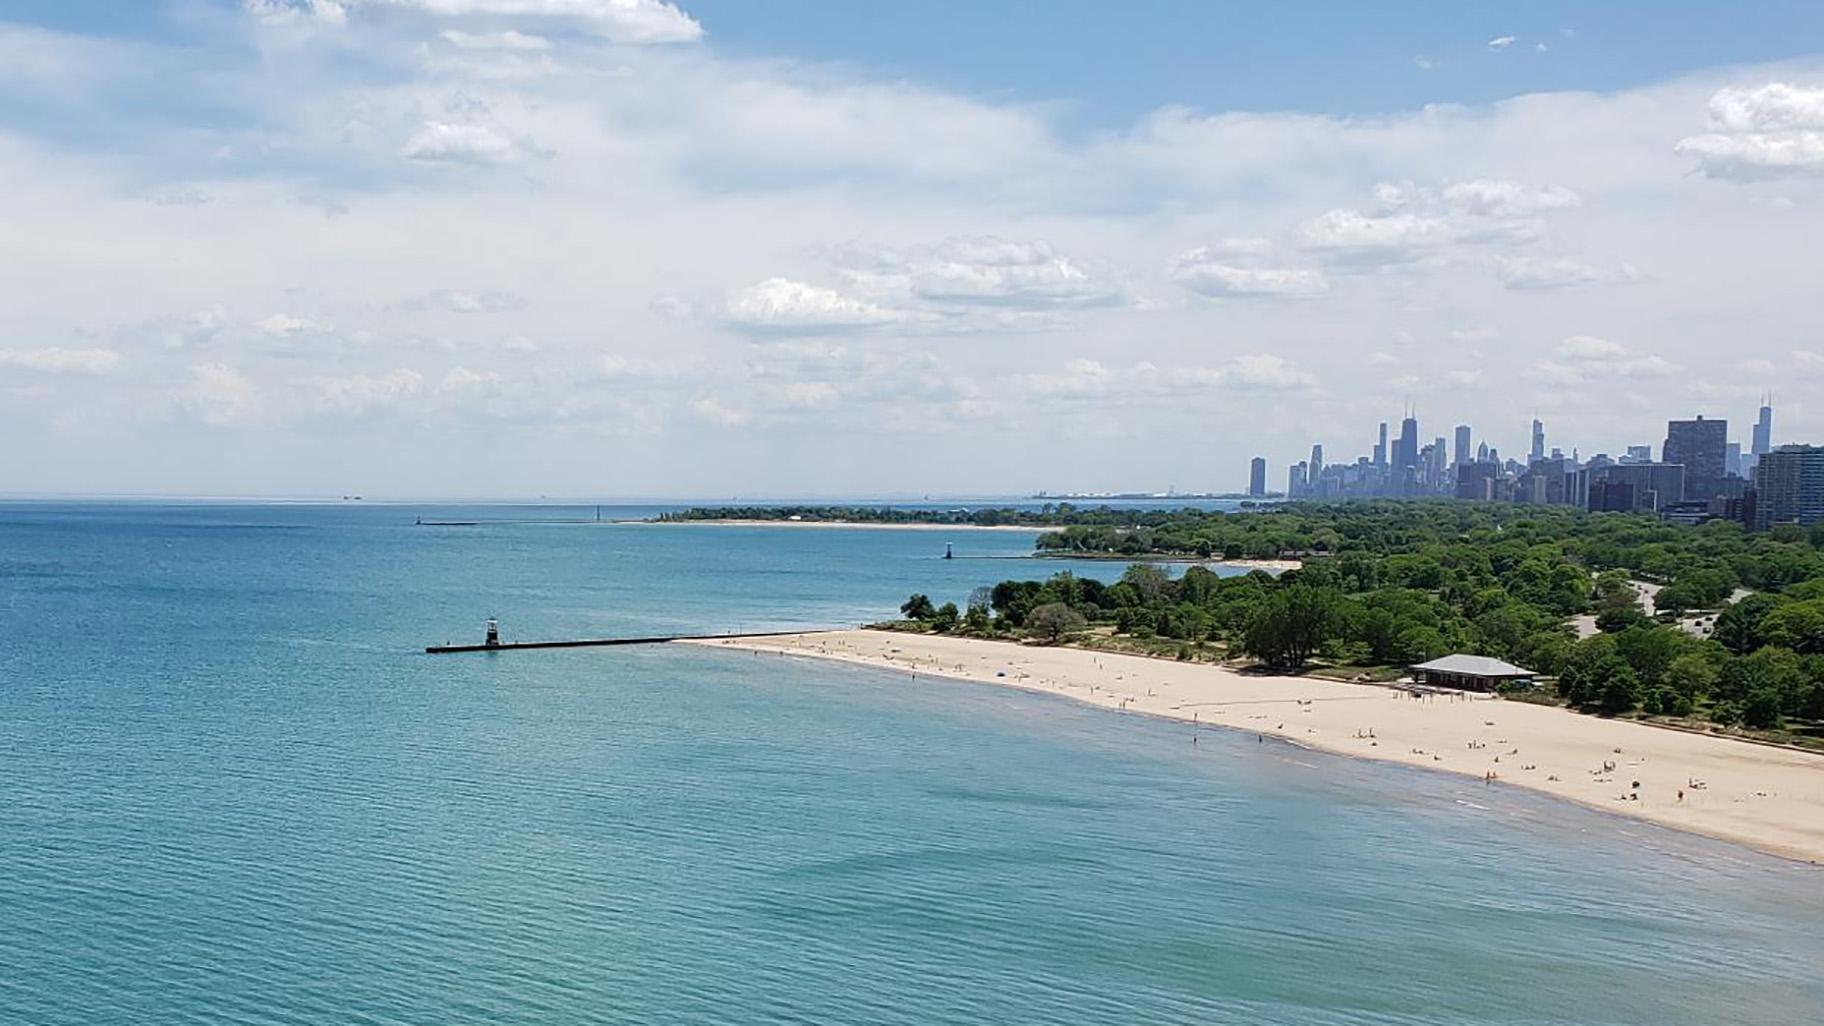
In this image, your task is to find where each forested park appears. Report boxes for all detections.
[892,502,1824,747]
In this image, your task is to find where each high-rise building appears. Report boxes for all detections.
[1288,461,1307,498]
[1476,441,1489,462]
[1752,395,1773,456]
[1249,456,1267,498]
[1664,416,1729,501]
[1310,444,1323,475]
[1373,422,1388,467]
[1453,425,1472,467]
[1752,445,1824,530]
[1530,418,1545,463]
[1726,441,1743,478]
[1589,463,1685,511]
[1621,445,1653,464]
[1395,415,1419,470]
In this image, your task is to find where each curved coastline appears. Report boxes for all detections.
[681,629,1824,865]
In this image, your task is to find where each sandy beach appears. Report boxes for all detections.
[682,630,1824,864]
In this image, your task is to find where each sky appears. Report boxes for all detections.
[3,1,1824,498]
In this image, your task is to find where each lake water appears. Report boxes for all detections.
[2,502,1821,1024]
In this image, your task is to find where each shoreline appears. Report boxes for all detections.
[680,630,1824,865]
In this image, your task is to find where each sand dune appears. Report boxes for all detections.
[681,630,1824,864]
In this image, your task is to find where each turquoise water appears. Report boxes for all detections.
[2,502,1821,1024]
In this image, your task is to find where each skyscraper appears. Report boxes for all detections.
[1752,395,1773,456]
[1663,416,1729,501]
[1373,422,1388,467]
[1453,424,1472,467]
[1248,456,1267,498]
[1530,417,1545,463]
[1395,415,1418,470]
[1752,445,1824,529]
[1310,443,1323,475]
[1288,461,1307,498]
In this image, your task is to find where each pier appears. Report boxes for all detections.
[425,628,837,654]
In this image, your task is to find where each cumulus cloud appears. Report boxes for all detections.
[256,313,332,337]
[1677,82,1824,179]
[439,29,551,50]
[182,363,263,426]
[401,120,538,164]
[244,1,349,28]
[1298,179,1578,264]
[840,236,1122,308]
[309,368,424,413]
[1020,354,1318,400]
[722,278,904,333]
[689,395,748,426]
[0,347,123,374]
[1441,179,1579,218]
[300,0,701,43]
[419,288,527,312]
[1534,335,1678,384]
[1495,255,1640,290]
[1171,247,1328,297]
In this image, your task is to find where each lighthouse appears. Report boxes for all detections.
[484,617,500,648]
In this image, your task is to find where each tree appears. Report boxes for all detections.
[1242,585,1342,670]
[930,602,960,633]
[1759,599,1824,654]
[962,588,993,635]
[1713,593,1786,654]
[900,594,936,621]
[1025,602,1087,643]
[1559,648,1641,715]
[1393,625,1447,664]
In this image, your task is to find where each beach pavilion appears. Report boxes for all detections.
[1408,654,1537,692]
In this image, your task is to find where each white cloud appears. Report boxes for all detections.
[1299,208,1448,261]
[1495,255,1640,290]
[309,368,424,413]
[1534,335,1678,383]
[722,278,904,333]
[401,120,536,164]
[244,1,349,28]
[689,395,748,426]
[183,363,263,426]
[439,29,551,51]
[1678,82,1824,179]
[335,0,702,43]
[841,236,1122,308]
[1172,247,1328,297]
[256,313,332,337]
[1487,36,1516,50]
[0,347,123,374]
[1019,354,1317,400]
[1441,179,1579,218]
[421,288,526,312]
[1208,353,1319,391]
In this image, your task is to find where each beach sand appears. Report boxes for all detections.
[681,630,1824,864]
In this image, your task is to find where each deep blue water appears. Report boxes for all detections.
[2,502,1821,1025]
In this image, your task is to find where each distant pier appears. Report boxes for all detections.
[425,628,837,654]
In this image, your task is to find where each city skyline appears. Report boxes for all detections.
[1273,394,1788,508]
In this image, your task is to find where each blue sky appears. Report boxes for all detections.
[2,1,1823,496]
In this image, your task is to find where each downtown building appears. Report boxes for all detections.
[1752,445,1824,530]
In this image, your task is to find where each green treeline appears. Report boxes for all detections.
[656,503,1217,527]
[900,502,1824,737]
